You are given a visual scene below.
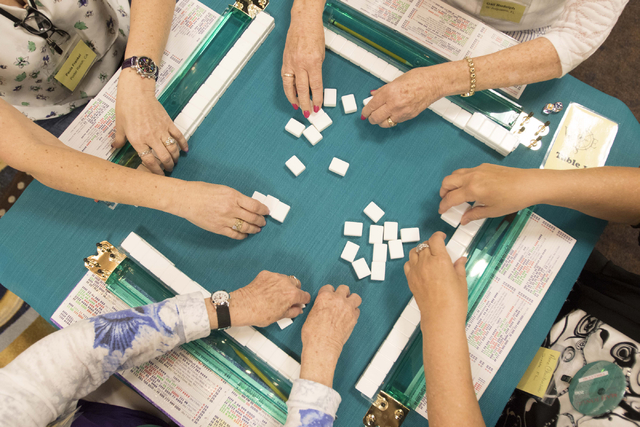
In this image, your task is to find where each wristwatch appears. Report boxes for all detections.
[121,56,159,81]
[210,290,231,330]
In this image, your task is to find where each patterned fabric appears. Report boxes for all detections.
[0,293,210,427]
[444,0,628,75]
[497,309,640,426]
[284,379,342,427]
[0,0,130,120]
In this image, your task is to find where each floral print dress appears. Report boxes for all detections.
[0,0,130,120]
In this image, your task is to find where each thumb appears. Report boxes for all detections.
[112,121,126,149]
[453,256,467,279]
[283,306,303,319]
[460,206,489,225]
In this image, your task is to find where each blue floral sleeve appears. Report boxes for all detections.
[0,293,210,427]
[284,379,342,427]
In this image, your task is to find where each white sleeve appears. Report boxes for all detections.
[284,379,342,427]
[0,293,210,427]
[542,0,628,76]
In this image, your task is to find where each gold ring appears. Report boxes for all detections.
[232,218,244,232]
[163,136,177,146]
[138,149,153,157]
[289,275,301,287]
[387,117,397,127]
[282,73,295,78]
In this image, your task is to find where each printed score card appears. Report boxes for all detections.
[58,0,220,161]
[413,213,576,419]
[337,0,525,98]
[51,272,281,427]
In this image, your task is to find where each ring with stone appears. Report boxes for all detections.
[138,149,153,157]
[387,117,397,127]
[415,242,430,254]
[232,218,244,232]
[163,136,177,146]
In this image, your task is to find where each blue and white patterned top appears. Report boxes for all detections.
[0,292,340,427]
[0,0,130,120]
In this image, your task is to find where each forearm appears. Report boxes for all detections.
[0,100,182,212]
[422,319,485,427]
[125,0,175,63]
[536,167,640,224]
[430,37,562,99]
[0,294,210,427]
[291,0,326,22]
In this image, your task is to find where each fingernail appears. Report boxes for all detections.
[303,110,310,118]
[292,103,298,110]
[361,115,366,120]
[370,90,375,94]
[313,105,319,113]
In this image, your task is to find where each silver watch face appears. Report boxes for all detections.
[211,290,230,306]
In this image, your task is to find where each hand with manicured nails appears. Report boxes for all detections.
[224,271,311,328]
[170,181,269,239]
[439,164,540,225]
[404,232,468,326]
[114,70,188,175]
[281,2,325,118]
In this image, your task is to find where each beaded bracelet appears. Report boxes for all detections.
[460,57,476,97]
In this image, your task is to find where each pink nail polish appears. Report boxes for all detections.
[370,90,375,94]
[292,103,299,110]
[303,110,310,118]
[361,115,366,120]
[313,105,320,113]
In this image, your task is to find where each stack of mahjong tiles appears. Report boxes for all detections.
[173,12,276,140]
[340,201,421,282]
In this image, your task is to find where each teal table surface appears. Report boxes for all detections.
[1,1,640,425]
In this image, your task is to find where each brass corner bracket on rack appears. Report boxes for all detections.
[233,0,268,18]
[84,241,126,281]
[363,391,409,427]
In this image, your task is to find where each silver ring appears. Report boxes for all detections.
[282,73,295,78]
[163,136,177,146]
[138,149,153,157]
[415,243,430,254]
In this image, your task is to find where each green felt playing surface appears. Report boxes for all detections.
[1,1,640,425]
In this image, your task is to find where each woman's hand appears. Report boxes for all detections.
[439,164,542,225]
[404,232,468,326]
[114,70,188,175]
[229,271,311,327]
[282,3,326,117]
[170,181,269,239]
[361,67,445,128]
[299,284,361,387]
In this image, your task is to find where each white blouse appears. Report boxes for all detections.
[445,0,629,75]
[0,0,129,120]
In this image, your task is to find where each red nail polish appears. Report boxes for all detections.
[361,115,366,120]
[313,105,320,113]
[292,103,299,110]
[303,110,310,118]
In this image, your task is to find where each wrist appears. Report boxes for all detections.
[433,61,475,98]
[291,0,325,19]
[119,67,157,94]
[300,345,340,388]
[229,288,253,327]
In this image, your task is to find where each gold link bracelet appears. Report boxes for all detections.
[461,57,476,97]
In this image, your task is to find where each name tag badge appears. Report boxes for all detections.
[54,38,97,92]
[480,0,527,24]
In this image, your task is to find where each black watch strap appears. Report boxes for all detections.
[216,304,231,330]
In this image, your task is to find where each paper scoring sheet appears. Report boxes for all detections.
[414,213,576,418]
